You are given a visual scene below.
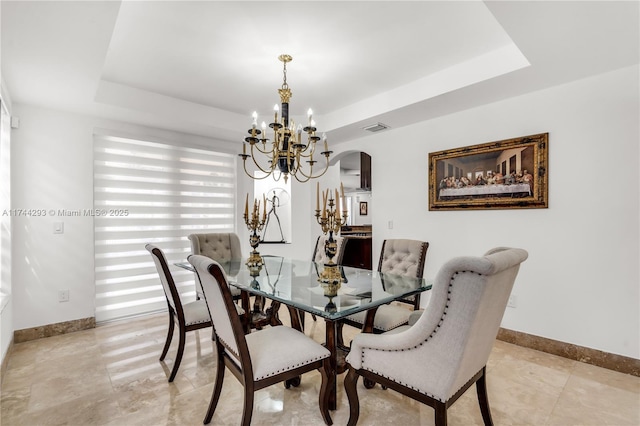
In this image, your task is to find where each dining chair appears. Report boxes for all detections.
[145,244,213,382]
[188,232,244,300]
[340,239,429,335]
[188,254,333,426]
[344,247,528,426]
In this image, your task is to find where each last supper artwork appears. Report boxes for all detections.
[428,133,548,211]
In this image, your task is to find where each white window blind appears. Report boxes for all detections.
[94,134,236,322]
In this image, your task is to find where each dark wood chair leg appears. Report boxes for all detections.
[241,383,255,426]
[168,327,185,382]
[319,359,333,425]
[413,293,421,310]
[344,367,360,426]
[434,401,448,426]
[160,315,174,361]
[476,367,494,426]
[204,348,226,424]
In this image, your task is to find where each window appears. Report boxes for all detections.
[93,133,236,322]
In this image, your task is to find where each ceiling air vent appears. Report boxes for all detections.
[362,122,389,133]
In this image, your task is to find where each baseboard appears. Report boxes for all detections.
[13,317,96,343]
[497,327,639,377]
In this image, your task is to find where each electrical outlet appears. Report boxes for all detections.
[507,295,517,308]
[388,220,393,229]
[58,290,70,302]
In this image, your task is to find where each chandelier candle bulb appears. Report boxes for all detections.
[308,108,313,125]
[316,182,320,211]
[245,193,249,218]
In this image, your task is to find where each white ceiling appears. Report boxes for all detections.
[1,1,638,147]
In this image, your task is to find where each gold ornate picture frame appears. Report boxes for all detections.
[429,133,548,211]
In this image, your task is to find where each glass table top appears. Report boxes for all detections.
[176,255,431,321]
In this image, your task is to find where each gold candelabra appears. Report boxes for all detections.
[315,182,348,295]
[243,194,267,275]
[239,54,332,183]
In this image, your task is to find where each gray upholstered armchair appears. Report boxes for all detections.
[340,239,429,334]
[188,232,243,263]
[188,233,243,298]
[344,247,528,426]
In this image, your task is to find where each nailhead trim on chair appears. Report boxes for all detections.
[358,270,482,402]
[184,318,213,326]
[255,354,328,380]
[219,337,240,360]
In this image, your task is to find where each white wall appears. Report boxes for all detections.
[10,105,237,331]
[8,65,639,360]
[1,81,13,364]
[333,65,640,359]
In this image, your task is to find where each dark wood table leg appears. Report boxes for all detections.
[325,318,338,410]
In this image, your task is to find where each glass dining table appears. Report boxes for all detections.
[176,255,431,410]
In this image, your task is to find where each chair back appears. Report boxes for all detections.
[188,254,247,366]
[413,247,528,399]
[378,239,428,278]
[146,244,182,317]
[188,233,243,263]
[312,235,345,264]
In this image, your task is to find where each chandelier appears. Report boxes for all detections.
[239,54,332,183]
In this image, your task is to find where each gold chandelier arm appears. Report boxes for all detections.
[246,144,278,176]
[242,160,281,181]
[248,140,275,155]
[291,155,330,182]
[296,143,316,159]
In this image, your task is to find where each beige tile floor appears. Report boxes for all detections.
[1,311,639,426]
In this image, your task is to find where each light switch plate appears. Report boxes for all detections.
[53,222,64,234]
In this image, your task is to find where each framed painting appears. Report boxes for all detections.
[359,201,368,216]
[428,133,548,211]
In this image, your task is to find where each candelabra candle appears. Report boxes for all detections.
[315,183,349,293]
[244,194,267,274]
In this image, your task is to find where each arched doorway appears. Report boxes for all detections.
[331,150,373,269]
